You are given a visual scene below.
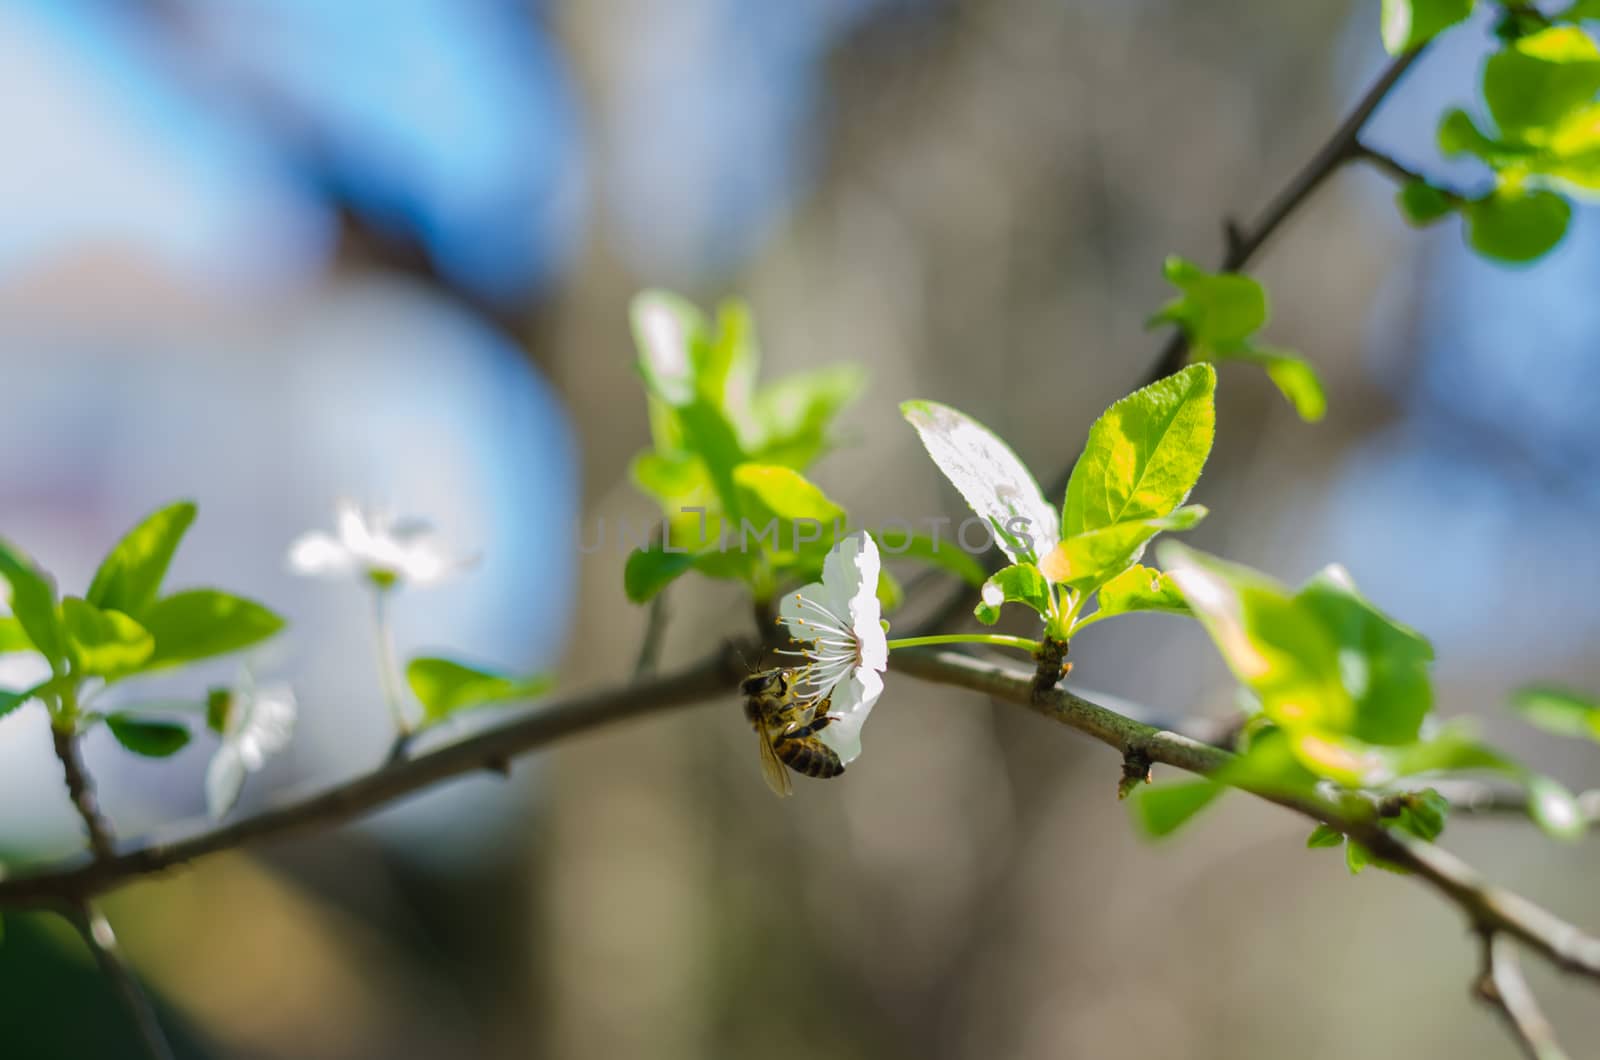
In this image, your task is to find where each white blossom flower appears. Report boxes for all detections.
[777,531,888,765]
[206,676,297,820]
[287,500,470,589]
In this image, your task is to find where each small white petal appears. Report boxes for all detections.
[779,579,830,642]
[205,745,247,820]
[819,668,883,765]
[287,532,356,577]
[335,500,376,553]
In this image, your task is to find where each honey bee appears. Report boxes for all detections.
[739,668,844,797]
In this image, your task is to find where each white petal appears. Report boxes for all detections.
[205,745,247,820]
[838,533,885,671]
[902,401,1060,563]
[287,532,357,578]
[335,500,376,552]
[819,668,883,766]
[396,538,468,586]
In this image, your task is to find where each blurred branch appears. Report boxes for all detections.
[634,592,671,677]
[1475,931,1570,1060]
[65,900,177,1060]
[51,727,116,863]
[1349,142,1474,203]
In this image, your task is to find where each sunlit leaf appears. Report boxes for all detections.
[84,500,197,619]
[61,598,154,680]
[1061,363,1216,537]
[1509,686,1600,741]
[141,590,286,668]
[1483,26,1600,133]
[0,618,31,654]
[1040,506,1206,590]
[1465,186,1572,263]
[1381,0,1474,54]
[733,465,846,524]
[0,540,65,672]
[1396,180,1459,226]
[1151,258,1266,345]
[1129,779,1224,838]
[1527,775,1585,840]
[630,290,704,407]
[624,547,696,604]
[975,562,1052,625]
[1093,565,1192,620]
[1306,823,1345,849]
[406,657,553,724]
[901,400,1058,564]
[1210,345,1327,423]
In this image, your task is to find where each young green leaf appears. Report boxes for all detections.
[1395,180,1459,226]
[0,617,31,653]
[630,290,704,407]
[1306,823,1345,849]
[1381,0,1474,55]
[1212,345,1328,422]
[1040,506,1206,590]
[1151,258,1267,345]
[105,714,191,757]
[1393,789,1450,842]
[1129,779,1224,839]
[84,500,197,618]
[749,363,865,468]
[1509,686,1600,741]
[0,686,36,722]
[1483,26,1600,133]
[624,547,696,604]
[1093,565,1192,620]
[0,540,66,672]
[901,400,1058,564]
[975,563,1052,625]
[141,590,286,668]
[1465,186,1572,263]
[733,465,846,524]
[1061,363,1216,538]
[406,657,553,723]
[60,598,154,680]
[677,399,749,520]
[629,451,710,507]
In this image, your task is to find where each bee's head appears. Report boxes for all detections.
[739,669,792,697]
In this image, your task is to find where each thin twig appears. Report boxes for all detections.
[6,644,1600,1002]
[1475,931,1570,1060]
[1349,142,1473,203]
[52,726,116,862]
[905,46,1435,637]
[634,590,671,678]
[66,899,177,1060]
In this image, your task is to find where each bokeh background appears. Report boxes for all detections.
[1,0,1597,1057]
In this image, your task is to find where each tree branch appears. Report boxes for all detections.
[1475,931,1570,1060]
[65,899,177,1060]
[51,726,116,863]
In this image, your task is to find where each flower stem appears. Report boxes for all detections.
[885,633,1040,655]
[370,588,411,738]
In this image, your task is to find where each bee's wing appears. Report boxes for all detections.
[756,730,793,798]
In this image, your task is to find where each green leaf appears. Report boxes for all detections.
[624,547,696,604]
[1094,565,1192,620]
[60,598,154,680]
[1483,27,1600,133]
[1210,344,1327,423]
[1129,780,1224,838]
[1294,565,1433,746]
[975,563,1052,625]
[141,590,286,668]
[630,290,704,407]
[406,657,553,723]
[874,530,986,588]
[1563,0,1600,21]
[732,465,845,524]
[1526,775,1585,839]
[629,451,711,508]
[1306,823,1345,849]
[0,686,36,722]
[1345,839,1372,875]
[0,618,31,653]
[1040,506,1206,590]
[1396,180,1459,226]
[105,714,191,757]
[84,501,197,618]
[749,363,864,467]
[0,540,65,672]
[901,400,1058,565]
[677,399,748,520]
[1509,686,1600,740]
[1152,258,1267,345]
[1381,0,1474,54]
[697,298,759,412]
[1394,788,1450,842]
[1061,363,1216,538]
[1465,186,1572,263]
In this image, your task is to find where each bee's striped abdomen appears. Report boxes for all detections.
[776,737,844,778]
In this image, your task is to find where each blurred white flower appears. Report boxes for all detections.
[206,676,297,820]
[288,500,470,589]
[778,531,887,765]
